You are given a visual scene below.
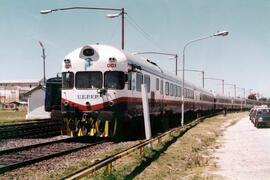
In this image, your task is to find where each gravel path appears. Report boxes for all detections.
[214,116,270,180]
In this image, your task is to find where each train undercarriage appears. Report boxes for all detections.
[58,109,216,139]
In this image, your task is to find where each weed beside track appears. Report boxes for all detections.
[88,112,247,179]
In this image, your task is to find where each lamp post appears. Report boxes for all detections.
[38,41,46,86]
[41,7,126,49]
[204,77,224,94]
[134,52,178,75]
[181,31,229,126]
[225,83,236,98]
[177,69,204,88]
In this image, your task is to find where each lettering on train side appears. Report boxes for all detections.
[77,95,99,99]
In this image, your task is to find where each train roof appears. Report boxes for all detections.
[64,44,214,95]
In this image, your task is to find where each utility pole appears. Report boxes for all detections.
[38,41,46,85]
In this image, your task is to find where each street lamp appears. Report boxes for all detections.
[204,77,224,95]
[134,52,178,75]
[177,69,204,88]
[38,41,46,86]
[181,30,229,126]
[41,7,126,49]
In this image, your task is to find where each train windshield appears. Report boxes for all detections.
[75,71,102,89]
[104,71,125,89]
[62,72,74,89]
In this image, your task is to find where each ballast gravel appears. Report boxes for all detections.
[0,139,138,179]
[0,135,69,151]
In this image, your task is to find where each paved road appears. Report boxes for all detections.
[214,116,270,180]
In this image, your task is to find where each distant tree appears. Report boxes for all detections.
[248,93,257,100]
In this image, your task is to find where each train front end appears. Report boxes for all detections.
[61,45,128,137]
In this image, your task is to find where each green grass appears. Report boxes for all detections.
[88,112,247,179]
[0,110,27,125]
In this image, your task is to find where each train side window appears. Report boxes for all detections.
[179,86,182,97]
[173,84,176,96]
[184,88,187,98]
[62,72,74,89]
[165,82,169,95]
[170,83,173,96]
[190,90,194,99]
[176,86,179,97]
[156,78,159,91]
[128,72,132,90]
[136,73,143,92]
[160,80,164,94]
[144,75,150,92]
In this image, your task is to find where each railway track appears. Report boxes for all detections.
[0,119,62,139]
[0,137,107,174]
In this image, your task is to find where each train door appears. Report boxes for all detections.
[160,78,164,114]
[128,71,136,111]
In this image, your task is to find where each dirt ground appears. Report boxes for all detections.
[212,116,270,179]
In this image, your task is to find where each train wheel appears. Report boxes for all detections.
[63,117,72,136]
[61,117,68,135]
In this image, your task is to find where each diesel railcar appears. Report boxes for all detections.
[45,44,259,138]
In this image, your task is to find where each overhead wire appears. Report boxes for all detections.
[126,14,167,52]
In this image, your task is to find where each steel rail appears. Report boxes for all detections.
[0,118,55,129]
[0,120,62,139]
[63,114,218,179]
[0,137,107,174]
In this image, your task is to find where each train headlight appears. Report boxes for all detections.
[258,117,263,122]
[86,101,92,110]
[82,48,95,56]
[108,101,114,107]
[64,59,71,69]
[64,101,69,106]
[86,101,91,107]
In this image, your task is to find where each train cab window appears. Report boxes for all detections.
[76,71,102,89]
[62,72,74,89]
[156,78,159,91]
[165,82,169,95]
[160,80,164,94]
[144,75,150,92]
[170,83,173,96]
[104,71,125,89]
[136,73,143,92]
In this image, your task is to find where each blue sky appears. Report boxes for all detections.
[1,0,270,97]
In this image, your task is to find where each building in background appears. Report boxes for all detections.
[24,85,50,119]
[0,79,42,108]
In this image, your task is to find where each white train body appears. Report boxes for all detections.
[59,44,258,137]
